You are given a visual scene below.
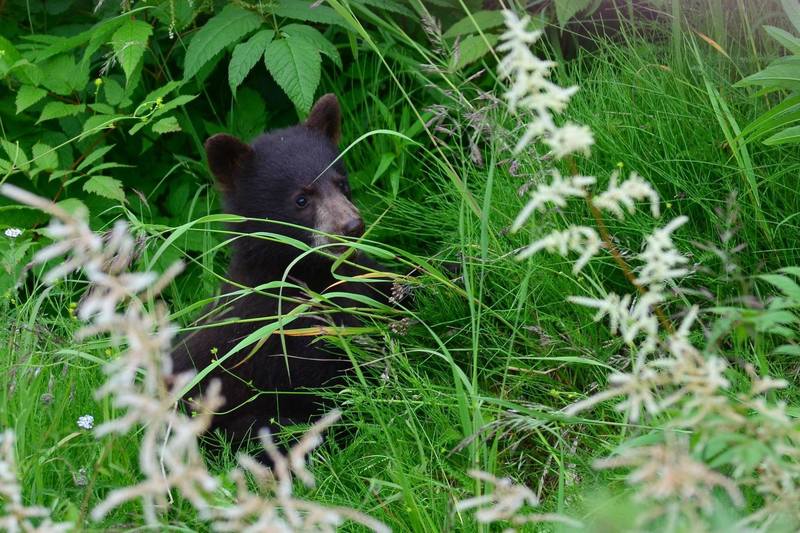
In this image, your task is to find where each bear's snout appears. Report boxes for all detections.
[343,217,365,238]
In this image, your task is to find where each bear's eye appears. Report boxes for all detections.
[295,195,309,208]
[337,181,349,195]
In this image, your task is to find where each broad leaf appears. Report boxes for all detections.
[452,34,498,70]
[0,140,29,172]
[782,0,800,34]
[32,143,59,171]
[764,125,800,145]
[264,36,320,113]
[228,29,275,94]
[37,102,85,123]
[152,116,181,134]
[555,0,593,27]
[282,24,341,68]
[83,175,125,202]
[273,0,347,28]
[736,57,800,91]
[15,85,47,114]
[443,10,504,39]
[184,5,262,80]
[112,19,153,86]
[765,25,800,55]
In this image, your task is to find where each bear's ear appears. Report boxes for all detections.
[305,93,341,145]
[204,133,253,191]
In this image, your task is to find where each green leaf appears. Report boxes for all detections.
[37,102,85,123]
[151,116,181,134]
[228,29,275,94]
[264,36,320,113]
[273,0,347,28]
[230,88,266,140]
[0,140,29,172]
[32,143,59,171]
[741,94,800,142]
[77,144,115,172]
[183,5,262,80]
[782,0,800,34]
[764,125,800,145]
[104,77,126,106]
[82,115,123,136]
[282,24,341,68]
[760,273,800,300]
[39,54,82,95]
[112,19,153,87]
[443,10,504,39]
[555,0,593,27]
[764,25,800,55]
[83,175,125,203]
[15,85,47,114]
[736,57,800,91]
[0,35,21,77]
[452,34,498,70]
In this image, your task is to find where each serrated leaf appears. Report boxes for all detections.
[282,24,341,68]
[230,87,266,140]
[83,114,123,135]
[112,19,152,86]
[264,37,320,113]
[83,175,125,203]
[0,140,29,172]
[152,116,181,134]
[104,77,126,106]
[228,29,275,94]
[39,54,82,95]
[443,10,504,39]
[184,5,263,80]
[37,102,85,123]
[32,142,58,171]
[15,85,47,114]
[77,144,115,172]
[555,0,593,27]
[55,198,89,218]
[273,0,347,28]
[452,34,498,70]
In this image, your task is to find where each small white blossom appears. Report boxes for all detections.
[512,170,595,231]
[518,225,602,272]
[545,122,594,159]
[455,470,581,531]
[592,171,660,218]
[4,228,22,238]
[636,216,689,287]
[77,414,95,430]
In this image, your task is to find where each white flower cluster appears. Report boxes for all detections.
[0,430,71,533]
[455,470,580,531]
[511,170,594,232]
[497,10,594,156]
[0,184,388,532]
[592,171,660,219]
[518,226,601,271]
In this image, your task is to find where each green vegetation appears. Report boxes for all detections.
[1,0,799,530]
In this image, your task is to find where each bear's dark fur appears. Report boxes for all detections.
[171,94,389,443]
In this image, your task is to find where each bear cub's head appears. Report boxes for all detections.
[204,94,364,267]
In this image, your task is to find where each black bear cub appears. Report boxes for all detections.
[171,94,388,444]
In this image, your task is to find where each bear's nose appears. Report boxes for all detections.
[343,218,365,237]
